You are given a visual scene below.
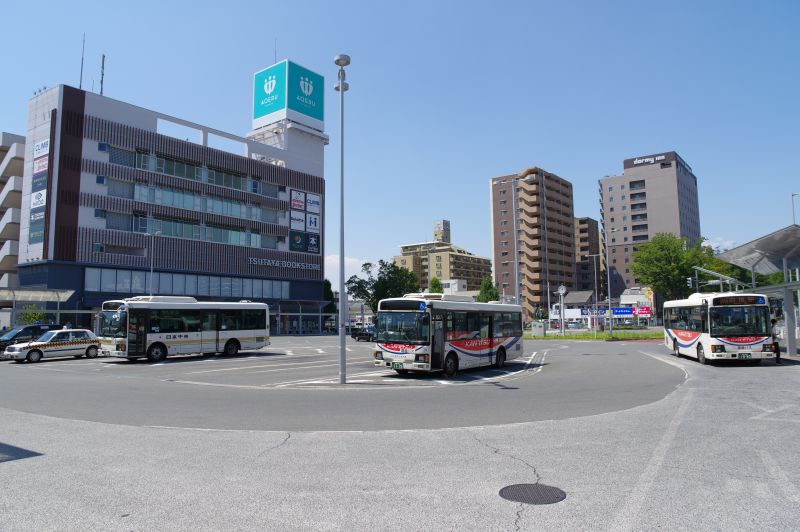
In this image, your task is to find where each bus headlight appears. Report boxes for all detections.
[415,354,429,363]
[711,345,726,353]
[762,344,773,352]
[374,351,383,360]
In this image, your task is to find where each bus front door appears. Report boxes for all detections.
[432,313,444,369]
[202,312,219,353]
[128,309,148,357]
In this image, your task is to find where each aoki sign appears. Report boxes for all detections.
[252,60,324,130]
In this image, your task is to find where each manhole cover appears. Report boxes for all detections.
[499,483,566,505]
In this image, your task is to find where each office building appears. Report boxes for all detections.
[394,222,491,291]
[599,151,700,297]
[0,132,24,288]
[490,167,575,321]
[16,76,327,332]
[574,216,601,293]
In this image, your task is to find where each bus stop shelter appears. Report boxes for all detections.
[717,224,800,356]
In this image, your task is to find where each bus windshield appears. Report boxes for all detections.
[710,306,770,337]
[99,310,127,338]
[376,312,430,344]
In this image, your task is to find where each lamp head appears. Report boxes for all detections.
[334,54,351,67]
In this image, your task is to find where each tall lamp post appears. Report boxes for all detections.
[792,193,798,225]
[604,228,617,336]
[587,253,601,338]
[335,54,350,385]
[149,230,161,296]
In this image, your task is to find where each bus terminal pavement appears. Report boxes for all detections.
[1,336,799,530]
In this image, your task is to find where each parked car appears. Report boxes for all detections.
[352,326,376,342]
[0,324,62,352]
[1,329,101,363]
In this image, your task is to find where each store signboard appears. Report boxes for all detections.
[290,211,305,231]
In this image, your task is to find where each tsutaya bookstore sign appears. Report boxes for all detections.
[252,60,324,131]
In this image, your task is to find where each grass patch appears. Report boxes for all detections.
[525,330,664,341]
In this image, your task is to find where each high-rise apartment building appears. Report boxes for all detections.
[0,132,24,289]
[574,216,601,293]
[490,167,575,320]
[599,151,700,297]
[394,222,491,291]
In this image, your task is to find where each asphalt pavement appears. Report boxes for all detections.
[0,337,798,531]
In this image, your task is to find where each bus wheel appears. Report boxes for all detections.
[26,350,43,363]
[443,353,458,378]
[224,340,239,357]
[85,346,99,359]
[672,340,680,357]
[147,343,167,362]
[697,344,707,365]
[495,348,506,369]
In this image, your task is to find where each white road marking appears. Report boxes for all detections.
[750,404,796,420]
[759,451,800,503]
[609,388,694,532]
[316,349,325,354]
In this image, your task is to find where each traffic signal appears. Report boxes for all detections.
[686,277,692,287]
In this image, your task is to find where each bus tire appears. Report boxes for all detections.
[224,340,239,357]
[27,350,43,363]
[697,344,707,365]
[495,348,506,369]
[673,340,680,357]
[147,343,167,362]
[443,353,458,378]
[85,346,99,359]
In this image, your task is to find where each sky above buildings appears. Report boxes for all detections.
[1,1,798,283]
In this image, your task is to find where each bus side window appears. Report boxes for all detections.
[202,312,217,332]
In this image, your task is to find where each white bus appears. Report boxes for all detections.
[374,294,524,377]
[99,296,269,362]
[663,292,773,364]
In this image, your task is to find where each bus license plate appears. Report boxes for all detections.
[392,362,404,370]
[739,353,751,359]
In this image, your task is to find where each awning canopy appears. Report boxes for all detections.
[717,225,800,275]
[0,289,75,305]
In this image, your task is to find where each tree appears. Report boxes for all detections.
[345,260,419,312]
[322,279,336,314]
[429,277,444,294]
[630,233,700,302]
[18,304,47,325]
[476,276,499,303]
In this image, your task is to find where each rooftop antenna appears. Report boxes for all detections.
[100,54,105,95]
[274,38,277,63]
[79,33,85,89]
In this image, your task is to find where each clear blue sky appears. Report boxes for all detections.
[2,1,798,282]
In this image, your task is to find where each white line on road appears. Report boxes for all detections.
[609,388,694,532]
[758,450,800,503]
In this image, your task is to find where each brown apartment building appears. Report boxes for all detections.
[574,216,602,294]
[490,167,575,321]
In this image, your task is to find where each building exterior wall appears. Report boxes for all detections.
[394,222,491,291]
[0,132,25,288]
[18,85,326,312]
[599,151,700,297]
[574,217,600,292]
[491,167,575,321]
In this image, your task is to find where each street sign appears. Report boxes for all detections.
[558,285,567,296]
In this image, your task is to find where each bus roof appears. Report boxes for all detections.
[102,297,268,311]
[378,295,522,313]
[663,292,767,308]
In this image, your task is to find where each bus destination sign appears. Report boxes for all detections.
[713,296,766,306]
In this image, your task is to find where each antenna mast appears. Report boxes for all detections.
[79,34,85,89]
[100,54,105,95]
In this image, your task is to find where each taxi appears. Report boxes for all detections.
[1,329,101,363]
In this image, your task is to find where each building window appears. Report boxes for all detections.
[500,210,508,216]
[96,175,106,184]
[94,209,106,219]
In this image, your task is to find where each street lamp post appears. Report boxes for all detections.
[335,53,350,385]
[792,193,798,225]
[149,230,161,296]
[604,228,617,337]
[587,253,601,338]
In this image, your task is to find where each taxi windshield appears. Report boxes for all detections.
[37,331,57,342]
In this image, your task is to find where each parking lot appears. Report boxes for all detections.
[2,337,800,530]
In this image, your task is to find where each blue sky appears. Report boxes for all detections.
[1,1,798,282]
